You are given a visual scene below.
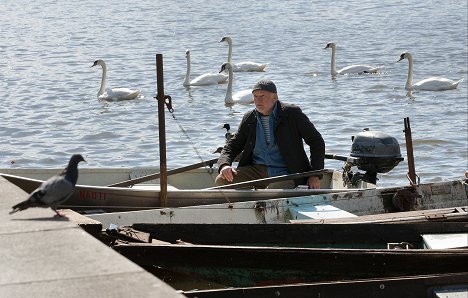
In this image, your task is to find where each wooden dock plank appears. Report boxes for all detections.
[0,176,184,298]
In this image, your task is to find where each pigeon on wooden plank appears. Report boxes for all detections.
[9,154,86,217]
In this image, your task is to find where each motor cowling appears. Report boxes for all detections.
[350,129,404,174]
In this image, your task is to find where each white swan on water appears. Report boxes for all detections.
[219,36,267,72]
[219,62,254,104]
[397,51,463,91]
[183,50,228,86]
[91,59,141,101]
[324,42,383,76]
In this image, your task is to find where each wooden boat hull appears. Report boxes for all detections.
[103,222,468,290]
[87,180,468,226]
[0,172,356,211]
[181,272,468,298]
[2,168,467,218]
[128,221,468,248]
[113,242,468,287]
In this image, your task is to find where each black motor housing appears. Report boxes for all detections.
[350,129,404,174]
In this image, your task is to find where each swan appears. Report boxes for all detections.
[91,59,141,101]
[183,50,228,86]
[397,52,463,91]
[324,42,383,76]
[219,62,254,104]
[219,36,267,72]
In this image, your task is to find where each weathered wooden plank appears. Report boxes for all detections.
[131,222,468,247]
[105,226,153,243]
[112,243,468,287]
[182,272,468,298]
[61,209,102,237]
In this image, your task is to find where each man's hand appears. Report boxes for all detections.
[220,165,237,182]
[307,176,320,189]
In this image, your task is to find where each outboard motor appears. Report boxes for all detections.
[327,129,404,185]
[348,129,404,184]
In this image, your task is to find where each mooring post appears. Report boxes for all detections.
[156,54,168,207]
[404,117,417,185]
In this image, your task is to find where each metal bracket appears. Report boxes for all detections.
[164,95,173,112]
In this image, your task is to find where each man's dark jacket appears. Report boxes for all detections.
[217,101,325,185]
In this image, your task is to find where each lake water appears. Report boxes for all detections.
[1,0,467,187]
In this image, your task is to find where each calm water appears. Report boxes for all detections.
[1,0,467,186]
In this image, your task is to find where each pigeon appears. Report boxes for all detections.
[9,154,86,217]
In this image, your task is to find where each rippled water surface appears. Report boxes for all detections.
[1,0,467,186]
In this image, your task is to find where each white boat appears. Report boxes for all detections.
[1,130,404,213]
[0,167,371,213]
[84,177,468,227]
[4,129,465,226]
[0,131,468,226]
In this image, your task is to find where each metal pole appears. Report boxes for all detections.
[404,117,417,185]
[156,54,167,206]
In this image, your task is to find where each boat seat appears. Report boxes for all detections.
[131,184,178,190]
[289,204,357,220]
[432,286,468,298]
[421,233,468,249]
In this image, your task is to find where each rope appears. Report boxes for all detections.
[167,107,206,165]
[167,108,231,203]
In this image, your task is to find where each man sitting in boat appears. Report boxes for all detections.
[215,80,325,189]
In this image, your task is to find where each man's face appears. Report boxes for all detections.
[253,90,277,115]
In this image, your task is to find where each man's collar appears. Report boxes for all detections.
[255,100,280,117]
